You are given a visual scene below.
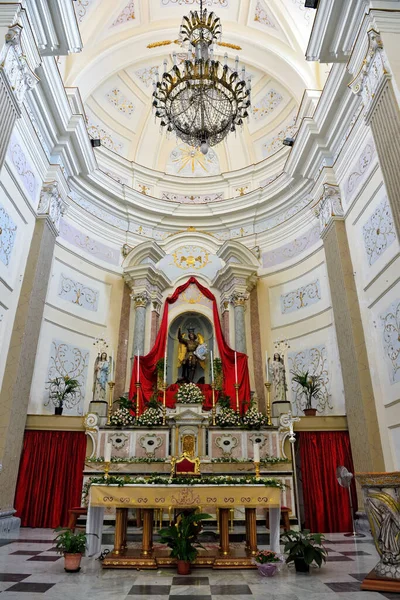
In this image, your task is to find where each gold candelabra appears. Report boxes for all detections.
[106,381,115,425]
[234,383,240,413]
[264,382,272,426]
[211,381,216,426]
[135,382,141,419]
[162,382,167,425]
[254,461,261,480]
[104,461,111,480]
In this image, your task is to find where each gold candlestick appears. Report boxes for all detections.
[135,382,141,419]
[162,382,167,425]
[106,381,115,425]
[254,461,261,480]
[264,382,272,426]
[211,381,216,426]
[234,383,240,413]
[104,461,111,480]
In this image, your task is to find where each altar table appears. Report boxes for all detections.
[86,484,281,569]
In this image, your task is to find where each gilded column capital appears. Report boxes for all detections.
[349,29,391,123]
[0,24,39,107]
[314,184,344,234]
[230,292,249,309]
[38,182,68,232]
[131,291,150,309]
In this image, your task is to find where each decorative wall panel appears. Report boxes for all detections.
[59,219,120,266]
[262,113,298,158]
[74,0,97,23]
[70,191,129,230]
[58,274,99,312]
[255,196,311,234]
[161,0,229,6]
[86,114,125,153]
[162,192,224,204]
[112,1,135,25]
[252,89,283,121]
[345,138,376,204]
[262,225,320,268]
[280,280,321,314]
[134,66,159,87]
[254,0,277,28]
[45,339,89,415]
[166,144,220,177]
[380,300,400,385]
[0,204,17,267]
[362,197,396,266]
[288,345,332,415]
[7,135,38,204]
[106,89,135,116]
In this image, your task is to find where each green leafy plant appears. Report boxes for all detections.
[47,376,80,410]
[159,512,212,562]
[54,528,95,555]
[217,393,231,409]
[290,370,324,411]
[114,395,135,411]
[281,530,327,568]
[213,357,223,390]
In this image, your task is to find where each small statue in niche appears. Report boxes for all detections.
[92,352,110,402]
[178,327,207,382]
[270,352,288,402]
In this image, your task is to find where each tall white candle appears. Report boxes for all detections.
[163,349,167,383]
[137,352,140,381]
[234,351,238,384]
[104,441,112,463]
[265,352,269,382]
[210,351,214,383]
[253,442,260,463]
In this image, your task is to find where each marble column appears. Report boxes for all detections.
[231,293,248,354]
[0,23,39,170]
[150,301,161,348]
[114,283,131,400]
[131,292,150,360]
[350,29,400,237]
[316,185,384,477]
[249,287,265,408]
[0,183,66,523]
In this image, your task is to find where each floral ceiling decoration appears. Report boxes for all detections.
[106,88,135,116]
[112,1,135,26]
[167,144,220,177]
[254,0,277,29]
[252,89,283,121]
[134,66,160,87]
[161,0,229,7]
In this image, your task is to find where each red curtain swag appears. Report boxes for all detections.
[129,276,250,414]
[14,430,87,529]
[298,431,358,533]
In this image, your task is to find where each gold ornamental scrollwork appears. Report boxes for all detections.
[172,245,210,270]
[171,488,200,506]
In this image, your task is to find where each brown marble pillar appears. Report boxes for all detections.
[114,283,131,399]
[150,301,161,348]
[219,508,230,556]
[249,287,265,408]
[221,301,230,341]
[142,508,154,556]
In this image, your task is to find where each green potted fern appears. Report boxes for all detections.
[159,511,211,575]
[47,376,80,415]
[281,530,327,572]
[290,370,323,416]
[54,528,97,572]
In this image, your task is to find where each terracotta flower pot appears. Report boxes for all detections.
[177,559,191,575]
[64,553,82,572]
[303,408,317,417]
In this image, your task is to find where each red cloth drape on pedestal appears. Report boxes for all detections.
[129,277,250,414]
[298,431,358,533]
[14,430,87,528]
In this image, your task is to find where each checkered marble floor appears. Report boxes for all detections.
[0,528,397,599]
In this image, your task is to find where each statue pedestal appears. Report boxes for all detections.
[357,472,400,592]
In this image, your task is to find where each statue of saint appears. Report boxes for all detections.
[93,352,110,402]
[178,327,207,382]
[270,352,287,402]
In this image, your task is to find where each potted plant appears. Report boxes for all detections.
[290,370,324,416]
[47,376,80,415]
[159,511,212,575]
[253,549,283,577]
[54,528,97,572]
[281,530,327,573]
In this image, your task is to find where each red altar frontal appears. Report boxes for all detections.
[158,383,219,411]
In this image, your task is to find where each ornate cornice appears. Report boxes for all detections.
[0,24,39,109]
[314,184,344,234]
[38,182,67,232]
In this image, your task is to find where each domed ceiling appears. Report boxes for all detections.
[62,0,325,176]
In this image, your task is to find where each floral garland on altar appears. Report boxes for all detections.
[176,383,205,404]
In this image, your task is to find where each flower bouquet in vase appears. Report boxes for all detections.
[252,549,283,577]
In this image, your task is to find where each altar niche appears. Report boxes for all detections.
[167,312,215,385]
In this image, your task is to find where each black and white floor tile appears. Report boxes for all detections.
[0,529,397,599]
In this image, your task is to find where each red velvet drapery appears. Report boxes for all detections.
[298,431,358,533]
[129,277,250,414]
[14,430,87,528]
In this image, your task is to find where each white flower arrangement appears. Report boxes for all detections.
[136,407,163,427]
[110,407,135,427]
[177,383,205,404]
[215,408,241,427]
[242,406,268,430]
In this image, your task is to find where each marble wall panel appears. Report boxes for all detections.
[7,133,38,206]
[343,138,377,208]
[58,273,99,312]
[280,279,321,314]
[0,204,17,267]
[362,197,396,266]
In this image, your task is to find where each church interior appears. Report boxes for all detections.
[1,0,400,597]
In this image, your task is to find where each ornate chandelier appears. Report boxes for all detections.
[152,0,251,155]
